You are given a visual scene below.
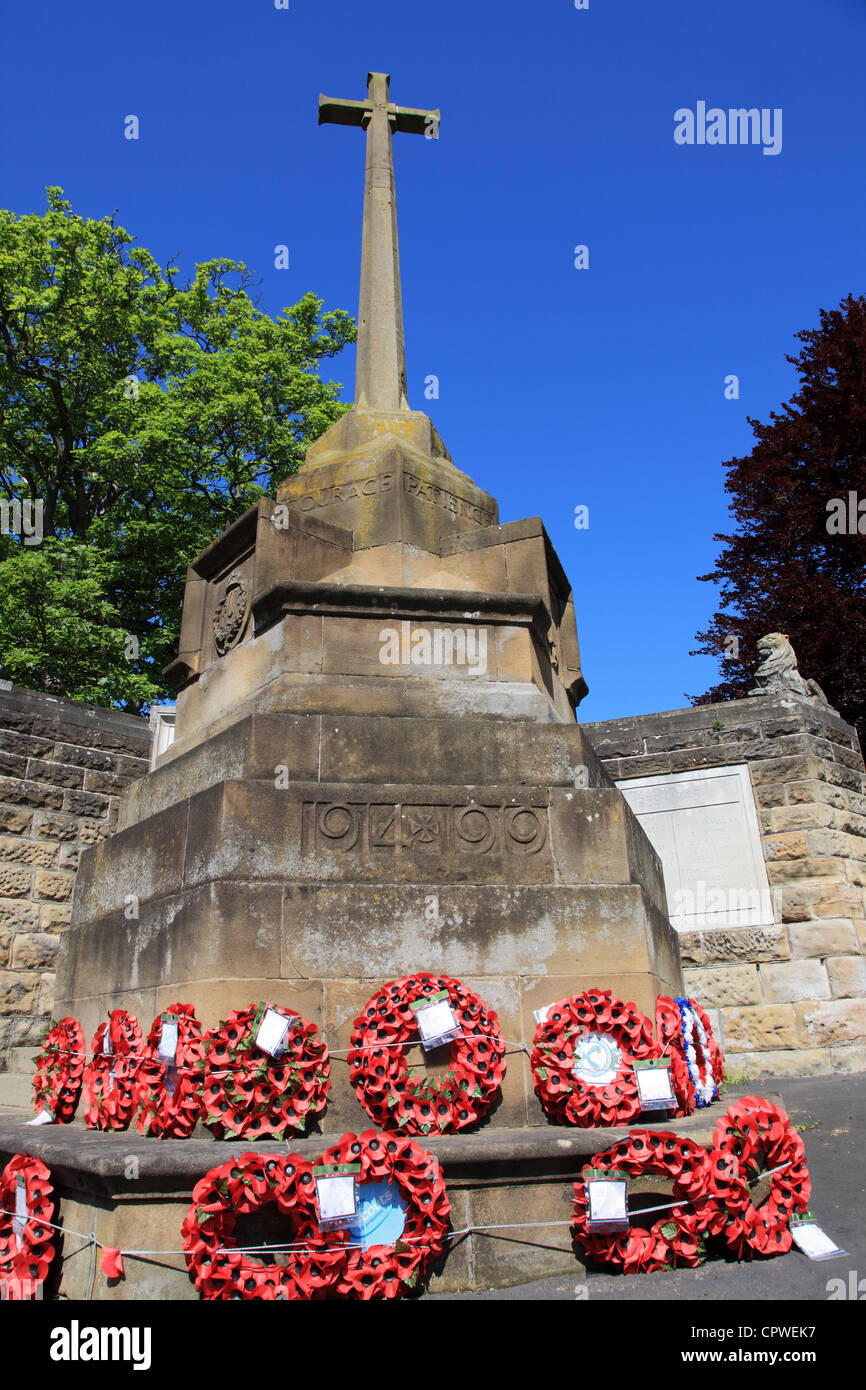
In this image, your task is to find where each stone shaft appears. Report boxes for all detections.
[319,72,439,412]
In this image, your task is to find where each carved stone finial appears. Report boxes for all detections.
[747,633,836,710]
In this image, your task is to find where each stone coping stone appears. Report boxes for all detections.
[0,1087,776,1196]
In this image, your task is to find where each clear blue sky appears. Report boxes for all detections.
[2,0,864,722]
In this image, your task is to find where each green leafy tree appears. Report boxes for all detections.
[0,188,355,709]
[692,294,866,742]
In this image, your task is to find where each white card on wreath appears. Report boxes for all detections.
[13,1178,28,1244]
[254,1008,291,1057]
[588,1180,627,1224]
[415,999,459,1048]
[26,1110,55,1126]
[157,1019,179,1063]
[316,1174,357,1224]
[790,1221,846,1260]
[634,1061,676,1109]
[533,1004,553,1026]
[102,1027,114,1055]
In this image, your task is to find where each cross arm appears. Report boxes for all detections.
[319,93,440,135]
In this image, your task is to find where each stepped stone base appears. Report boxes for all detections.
[0,1097,759,1297]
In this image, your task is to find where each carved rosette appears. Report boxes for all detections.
[213,579,249,656]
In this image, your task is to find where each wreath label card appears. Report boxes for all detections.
[410,991,460,1050]
[102,1027,114,1055]
[582,1167,629,1232]
[156,1015,179,1063]
[254,1006,294,1057]
[314,1163,361,1229]
[634,1058,676,1111]
[533,1004,553,1026]
[13,1178,28,1247]
[347,1180,407,1251]
[26,1110,55,1127]
[789,1213,846,1261]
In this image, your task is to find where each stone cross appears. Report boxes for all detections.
[319,72,440,414]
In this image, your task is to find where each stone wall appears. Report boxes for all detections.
[583,694,866,1078]
[0,684,150,1056]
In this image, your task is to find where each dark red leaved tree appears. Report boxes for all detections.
[691,294,866,745]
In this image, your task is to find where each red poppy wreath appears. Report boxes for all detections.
[32,1017,85,1123]
[83,1009,142,1131]
[181,1132,449,1301]
[347,973,506,1134]
[572,1130,713,1274]
[0,1154,56,1296]
[199,1002,330,1140]
[321,1129,451,1300]
[706,1096,810,1258]
[135,1003,205,1139]
[531,989,659,1126]
[182,1151,346,1300]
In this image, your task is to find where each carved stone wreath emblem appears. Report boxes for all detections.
[213,579,249,656]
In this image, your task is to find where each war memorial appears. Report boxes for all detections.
[0,73,859,1302]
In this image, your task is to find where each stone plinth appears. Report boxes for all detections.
[50,403,683,1293]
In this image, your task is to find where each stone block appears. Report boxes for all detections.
[0,836,58,868]
[760,960,830,1004]
[11,932,59,970]
[32,810,79,841]
[0,777,63,810]
[794,998,866,1047]
[79,818,107,846]
[811,883,865,918]
[772,804,834,832]
[0,929,9,966]
[73,799,188,922]
[34,871,74,901]
[58,844,79,872]
[829,1044,866,1073]
[722,1048,830,1080]
[25,758,86,790]
[676,932,704,966]
[753,784,787,808]
[58,880,285,1006]
[40,902,72,933]
[683,964,762,1008]
[84,769,132,796]
[0,730,54,759]
[0,805,32,835]
[0,750,28,778]
[0,865,31,897]
[0,970,41,1013]
[0,898,39,931]
[763,831,807,860]
[825,955,866,998]
[720,1004,797,1051]
[62,788,109,818]
[777,888,813,922]
[804,828,853,858]
[765,858,847,883]
[788,920,859,957]
[699,925,789,963]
